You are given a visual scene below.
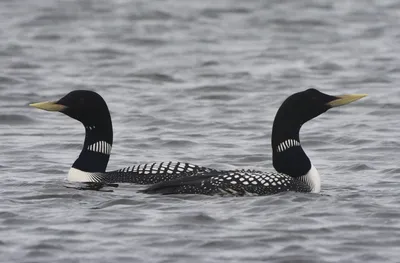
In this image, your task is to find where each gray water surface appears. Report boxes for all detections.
[1,0,400,262]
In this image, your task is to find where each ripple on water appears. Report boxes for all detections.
[26,242,64,251]
[309,61,344,72]
[127,10,174,21]
[8,61,41,69]
[0,114,35,124]
[161,139,198,148]
[127,73,182,83]
[17,193,87,201]
[122,37,168,47]
[266,17,332,27]
[0,75,25,84]
[176,212,217,224]
[196,94,238,101]
[1,0,400,263]
[93,198,145,209]
[0,211,18,219]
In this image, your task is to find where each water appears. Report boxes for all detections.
[1,0,400,262]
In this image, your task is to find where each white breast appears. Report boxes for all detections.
[68,167,95,182]
[303,164,321,193]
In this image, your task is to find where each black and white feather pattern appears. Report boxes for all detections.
[87,141,112,155]
[68,162,217,184]
[143,169,314,196]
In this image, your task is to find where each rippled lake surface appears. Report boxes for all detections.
[1,0,400,262]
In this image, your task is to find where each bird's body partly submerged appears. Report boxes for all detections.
[143,89,366,196]
[68,161,215,184]
[143,167,319,196]
[30,90,216,185]
[30,89,366,195]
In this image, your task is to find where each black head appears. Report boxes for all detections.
[273,88,367,133]
[30,90,114,173]
[56,90,110,125]
[271,88,366,177]
[275,89,335,128]
[30,90,111,126]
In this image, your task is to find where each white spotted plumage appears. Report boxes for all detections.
[112,161,214,178]
[177,165,321,196]
[68,161,215,185]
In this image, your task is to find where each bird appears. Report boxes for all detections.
[30,90,217,185]
[142,88,367,196]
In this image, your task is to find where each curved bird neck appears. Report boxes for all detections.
[271,112,311,178]
[72,118,113,173]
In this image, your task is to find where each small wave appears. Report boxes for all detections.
[128,73,182,83]
[93,198,146,209]
[360,76,392,84]
[26,242,63,251]
[0,75,24,84]
[127,10,174,21]
[382,168,400,175]
[19,11,78,27]
[191,84,240,93]
[0,114,35,124]
[123,37,167,46]
[267,18,331,27]
[8,61,41,69]
[201,7,251,18]
[17,193,86,200]
[309,61,343,72]
[0,211,18,218]
[177,212,217,224]
[196,94,238,101]
[161,140,198,148]
[200,60,219,67]
[359,26,385,39]
[340,163,375,171]
[199,239,242,249]
[25,250,52,258]
[33,33,62,41]
[85,47,126,57]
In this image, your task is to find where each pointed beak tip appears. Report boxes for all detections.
[327,93,367,107]
[29,102,41,109]
[327,94,368,108]
[28,101,66,111]
[357,94,368,98]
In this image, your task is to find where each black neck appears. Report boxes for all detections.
[72,121,113,173]
[271,112,311,178]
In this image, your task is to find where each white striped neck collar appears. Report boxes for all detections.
[72,123,113,172]
[87,140,112,155]
[276,139,301,153]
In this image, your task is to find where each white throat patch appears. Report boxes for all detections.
[300,164,321,193]
[277,139,301,152]
[87,141,112,155]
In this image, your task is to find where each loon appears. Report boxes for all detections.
[143,89,366,196]
[30,90,216,184]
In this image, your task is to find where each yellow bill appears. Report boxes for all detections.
[29,101,66,112]
[327,94,367,108]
